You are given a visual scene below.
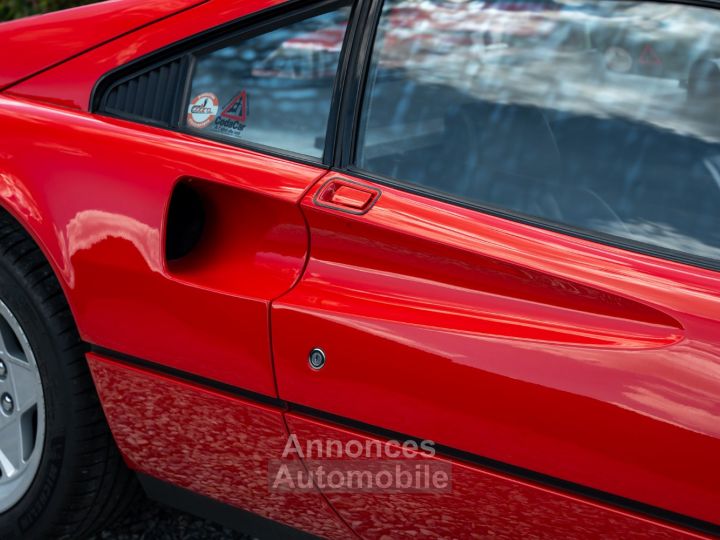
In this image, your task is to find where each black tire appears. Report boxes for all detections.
[0,211,141,539]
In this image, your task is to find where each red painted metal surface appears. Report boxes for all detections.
[6,0,290,111]
[87,353,354,539]
[0,0,205,90]
[0,95,325,396]
[286,413,709,540]
[272,173,720,525]
[0,0,718,536]
[327,186,374,210]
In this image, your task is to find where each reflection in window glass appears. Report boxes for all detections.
[186,6,351,158]
[357,0,720,262]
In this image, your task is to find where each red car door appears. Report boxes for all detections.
[271,0,720,537]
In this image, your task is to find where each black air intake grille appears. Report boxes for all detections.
[101,58,186,126]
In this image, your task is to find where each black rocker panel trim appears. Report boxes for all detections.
[137,473,321,540]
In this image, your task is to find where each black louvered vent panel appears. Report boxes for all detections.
[102,59,184,126]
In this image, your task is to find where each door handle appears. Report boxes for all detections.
[314,178,381,215]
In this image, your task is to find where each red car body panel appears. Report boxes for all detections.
[0,0,206,90]
[286,413,706,540]
[85,348,712,540]
[272,175,720,526]
[0,95,321,395]
[86,353,354,540]
[0,0,718,538]
[5,0,290,111]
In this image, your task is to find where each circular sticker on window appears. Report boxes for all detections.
[604,46,633,73]
[187,93,219,129]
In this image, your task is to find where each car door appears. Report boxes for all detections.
[271,0,720,536]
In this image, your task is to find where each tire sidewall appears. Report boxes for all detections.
[0,255,78,539]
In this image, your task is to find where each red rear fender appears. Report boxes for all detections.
[0,0,206,90]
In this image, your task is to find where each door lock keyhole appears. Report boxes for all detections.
[309,348,326,370]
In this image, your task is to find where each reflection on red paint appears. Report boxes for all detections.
[287,414,709,540]
[272,174,720,525]
[87,354,353,539]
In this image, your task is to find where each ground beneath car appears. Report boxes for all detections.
[90,499,254,540]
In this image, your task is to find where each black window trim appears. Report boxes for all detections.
[331,0,383,166]
[91,0,361,169]
[333,0,720,275]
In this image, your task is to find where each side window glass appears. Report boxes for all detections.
[185,5,351,158]
[356,0,720,263]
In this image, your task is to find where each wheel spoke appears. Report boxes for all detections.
[0,374,10,396]
[0,418,23,480]
[2,350,30,371]
[0,405,12,431]
[4,356,40,413]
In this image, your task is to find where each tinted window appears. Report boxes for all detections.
[357,0,720,263]
[186,6,351,158]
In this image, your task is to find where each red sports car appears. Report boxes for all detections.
[0,0,719,538]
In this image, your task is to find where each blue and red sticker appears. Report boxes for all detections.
[188,91,249,137]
